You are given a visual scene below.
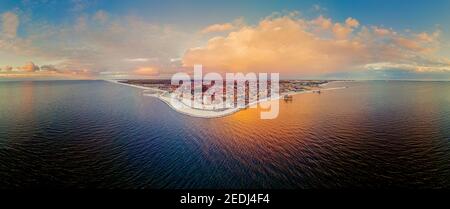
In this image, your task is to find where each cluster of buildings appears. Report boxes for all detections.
[121,79,329,109]
[279,80,327,93]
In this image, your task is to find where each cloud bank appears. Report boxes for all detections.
[0,9,195,79]
[183,14,449,79]
[0,6,449,80]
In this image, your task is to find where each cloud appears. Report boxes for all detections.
[364,62,450,72]
[311,15,332,30]
[19,61,40,72]
[345,17,360,28]
[312,4,327,12]
[2,12,19,38]
[0,11,195,78]
[0,65,13,72]
[184,15,368,74]
[133,67,159,76]
[0,62,93,79]
[0,8,448,80]
[393,37,424,51]
[332,23,353,39]
[97,66,160,79]
[201,23,235,34]
[124,58,150,62]
[331,18,359,39]
[416,31,439,42]
[170,57,182,62]
[372,26,392,36]
[183,15,448,77]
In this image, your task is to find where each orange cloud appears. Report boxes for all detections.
[19,62,40,72]
[372,26,392,36]
[0,10,191,78]
[311,15,332,29]
[416,31,439,42]
[201,23,235,34]
[394,37,424,51]
[0,71,92,79]
[133,67,159,76]
[184,16,368,74]
[0,62,93,79]
[332,23,353,39]
[345,17,360,28]
[183,15,445,76]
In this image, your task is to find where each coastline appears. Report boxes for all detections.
[106,80,347,118]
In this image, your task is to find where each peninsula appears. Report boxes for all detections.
[107,79,347,118]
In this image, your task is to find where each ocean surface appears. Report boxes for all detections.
[0,80,449,188]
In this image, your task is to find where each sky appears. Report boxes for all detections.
[0,0,449,80]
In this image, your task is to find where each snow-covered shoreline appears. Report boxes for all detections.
[106,80,347,118]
